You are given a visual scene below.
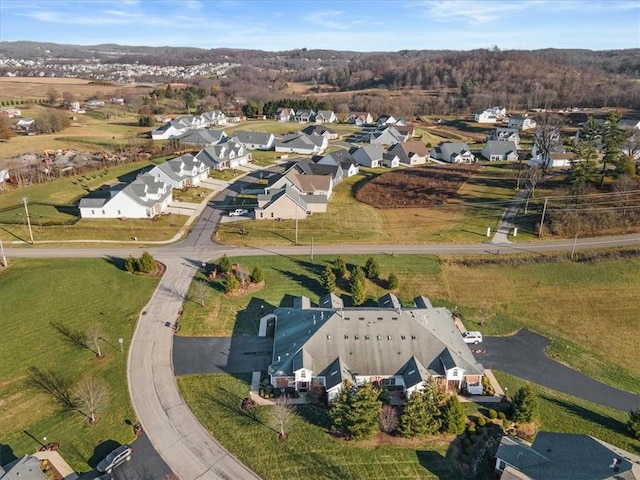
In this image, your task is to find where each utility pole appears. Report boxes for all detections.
[23,198,34,244]
[538,196,548,238]
[571,233,578,259]
[0,238,7,267]
[295,207,299,245]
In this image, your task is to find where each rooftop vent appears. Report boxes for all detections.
[401,335,406,340]
[344,334,349,339]
[326,334,331,340]
[355,335,360,340]
[377,335,382,340]
[365,335,370,340]
[387,335,393,340]
[411,335,417,340]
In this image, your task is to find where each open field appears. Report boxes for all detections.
[0,258,160,471]
[0,77,152,102]
[216,163,538,245]
[180,253,640,393]
[177,370,640,480]
[0,104,152,158]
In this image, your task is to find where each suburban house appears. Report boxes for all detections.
[295,109,316,123]
[388,141,429,166]
[0,107,21,117]
[0,454,48,480]
[274,107,295,122]
[293,158,343,185]
[317,150,360,177]
[529,151,576,169]
[267,294,485,401]
[149,153,209,189]
[430,142,476,163]
[301,124,338,140]
[367,125,407,145]
[507,114,537,131]
[315,110,337,123]
[151,111,228,140]
[266,167,333,198]
[231,131,276,150]
[474,107,507,123]
[396,124,416,139]
[495,432,640,480]
[79,174,172,219]
[347,112,373,126]
[255,185,319,220]
[15,118,34,131]
[486,128,521,148]
[194,140,250,170]
[275,132,328,155]
[376,115,407,128]
[178,129,227,146]
[84,99,105,108]
[481,140,519,161]
[351,145,400,168]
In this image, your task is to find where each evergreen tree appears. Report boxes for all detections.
[387,273,399,290]
[347,383,382,440]
[137,251,157,273]
[124,255,136,273]
[442,394,467,435]
[350,266,366,306]
[333,256,347,279]
[600,111,626,187]
[224,274,239,293]
[400,391,431,438]
[364,257,380,280]
[320,265,336,293]
[512,384,539,423]
[568,141,598,195]
[329,380,354,436]
[250,265,264,283]
[628,408,640,439]
[218,254,232,274]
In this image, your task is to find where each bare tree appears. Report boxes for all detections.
[46,87,59,105]
[378,404,399,434]
[74,377,108,424]
[192,279,209,307]
[86,324,106,357]
[510,158,527,190]
[526,166,545,198]
[269,396,296,441]
[62,91,76,107]
[533,112,565,174]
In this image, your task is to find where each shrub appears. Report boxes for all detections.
[467,425,476,434]
[364,257,380,279]
[387,273,399,290]
[489,409,498,420]
[332,256,347,278]
[512,384,539,423]
[125,256,136,273]
[469,433,477,443]
[477,416,486,427]
[250,265,264,283]
[498,411,507,420]
[462,438,472,448]
[628,408,640,439]
[224,274,239,293]
[136,251,157,274]
[218,254,232,274]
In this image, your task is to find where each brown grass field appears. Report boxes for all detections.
[0,77,152,101]
[355,164,483,208]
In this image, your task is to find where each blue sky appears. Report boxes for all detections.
[1,0,638,51]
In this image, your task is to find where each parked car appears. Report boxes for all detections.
[97,445,133,473]
[229,208,249,217]
[91,475,113,480]
[462,331,483,344]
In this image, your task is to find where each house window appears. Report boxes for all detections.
[497,460,506,471]
[117,210,121,215]
[300,371,306,378]
[91,210,95,215]
[102,210,105,215]
[270,212,274,218]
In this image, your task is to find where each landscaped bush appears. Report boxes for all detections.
[136,251,157,273]
[627,408,640,439]
[250,265,264,283]
[477,416,486,427]
[218,254,232,274]
[467,425,476,434]
[489,409,498,420]
[498,411,507,420]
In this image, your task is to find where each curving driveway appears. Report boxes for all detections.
[475,329,640,412]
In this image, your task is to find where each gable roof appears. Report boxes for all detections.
[269,296,484,380]
[179,129,227,145]
[431,142,473,161]
[232,130,273,146]
[119,174,171,207]
[301,125,336,137]
[194,140,245,167]
[496,432,640,480]
[389,141,429,161]
[483,140,518,157]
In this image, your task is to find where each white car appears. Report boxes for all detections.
[462,331,483,344]
[228,208,249,217]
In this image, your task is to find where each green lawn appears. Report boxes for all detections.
[216,164,546,246]
[180,253,640,394]
[0,258,160,471]
[178,373,458,480]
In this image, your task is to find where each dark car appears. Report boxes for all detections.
[91,475,113,480]
[97,444,133,473]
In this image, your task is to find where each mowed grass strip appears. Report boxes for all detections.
[0,258,159,471]
[179,254,640,393]
[178,373,456,480]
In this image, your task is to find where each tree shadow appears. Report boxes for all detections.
[88,439,121,468]
[232,297,278,336]
[295,404,331,430]
[104,255,127,272]
[0,225,29,243]
[50,321,94,353]
[416,449,458,479]
[274,268,324,297]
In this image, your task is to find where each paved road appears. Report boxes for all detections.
[475,329,640,412]
[173,336,272,376]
